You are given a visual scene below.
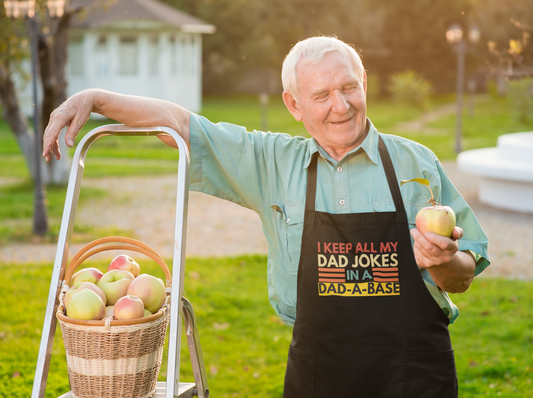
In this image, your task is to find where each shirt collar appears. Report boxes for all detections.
[303,118,380,168]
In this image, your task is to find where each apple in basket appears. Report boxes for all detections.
[97,269,135,305]
[71,267,104,286]
[66,289,106,320]
[127,274,166,314]
[108,254,140,277]
[104,305,115,320]
[64,281,107,308]
[114,295,145,320]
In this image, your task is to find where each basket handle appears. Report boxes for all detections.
[63,236,172,288]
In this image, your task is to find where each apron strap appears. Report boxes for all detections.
[378,135,405,213]
[305,153,319,213]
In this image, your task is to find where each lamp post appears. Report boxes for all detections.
[446,24,480,153]
[4,0,65,236]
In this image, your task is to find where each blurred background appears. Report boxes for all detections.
[1,1,533,397]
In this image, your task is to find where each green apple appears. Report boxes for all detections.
[108,254,140,277]
[71,267,104,286]
[401,178,456,237]
[97,269,135,305]
[65,281,107,308]
[415,205,456,237]
[126,274,166,314]
[144,309,153,317]
[114,295,145,320]
[66,289,105,320]
[103,305,115,320]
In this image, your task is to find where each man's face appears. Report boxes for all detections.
[284,51,367,161]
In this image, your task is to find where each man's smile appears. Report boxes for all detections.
[329,115,354,125]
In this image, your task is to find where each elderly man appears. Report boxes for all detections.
[44,36,489,397]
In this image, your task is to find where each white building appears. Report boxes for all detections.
[21,0,215,115]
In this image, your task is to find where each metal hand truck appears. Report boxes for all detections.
[31,125,209,398]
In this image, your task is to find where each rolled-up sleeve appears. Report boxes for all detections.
[436,161,490,276]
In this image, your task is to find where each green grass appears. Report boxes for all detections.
[388,94,533,160]
[2,94,532,173]
[2,93,533,245]
[0,258,531,397]
[0,181,133,246]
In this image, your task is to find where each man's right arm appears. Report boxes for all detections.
[43,89,191,162]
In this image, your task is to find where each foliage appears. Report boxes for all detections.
[365,74,381,100]
[388,70,433,109]
[377,0,472,93]
[0,8,29,81]
[0,259,532,397]
[474,0,533,76]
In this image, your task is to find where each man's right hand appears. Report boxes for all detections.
[43,90,94,162]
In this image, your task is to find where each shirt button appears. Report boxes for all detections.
[339,199,346,206]
[337,167,343,173]
[286,218,290,223]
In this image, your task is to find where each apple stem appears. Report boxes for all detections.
[427,185,436,207]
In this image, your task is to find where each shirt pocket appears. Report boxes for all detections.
[271,202,305,276]
[372,198,427,229]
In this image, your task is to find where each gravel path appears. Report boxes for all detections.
[1,161,532,280]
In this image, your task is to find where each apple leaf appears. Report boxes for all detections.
[400,178,429,187]
[400,178,435,205]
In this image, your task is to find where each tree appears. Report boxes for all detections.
[0,0,78,185]
[0,9,37,179]
[161,0,386,94]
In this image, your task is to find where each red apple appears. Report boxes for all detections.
[108,254,140,277]
[415,205,456,237]
[65,281,107,308]
[97,269,135,305]
[66,289,105,320]
[126,274,166,313]
[114,295,145,320]
[71,267,104,286]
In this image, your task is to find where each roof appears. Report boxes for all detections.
[70,0,216,33]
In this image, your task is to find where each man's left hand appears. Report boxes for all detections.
[410,226,475,293]
[410,226,463,269]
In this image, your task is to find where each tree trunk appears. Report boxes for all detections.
[38,11,74,185]
[0,65,37,181]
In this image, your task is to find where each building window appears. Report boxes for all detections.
[170,36,178,75]
[148,35,159,76]
[119,36,138,75]
[69,35,84,76]
[183,35,194,74]
[95,34,108,77]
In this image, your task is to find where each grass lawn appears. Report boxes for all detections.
[0,257,531,398]
[1,92,533,245]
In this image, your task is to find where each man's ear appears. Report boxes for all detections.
[282,91,303,122]
[363,70,367,94]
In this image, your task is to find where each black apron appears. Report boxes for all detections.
[283,136,458,398]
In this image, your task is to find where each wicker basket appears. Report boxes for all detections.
[56,237,172,398]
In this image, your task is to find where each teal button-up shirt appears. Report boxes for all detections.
[189,114,490,325]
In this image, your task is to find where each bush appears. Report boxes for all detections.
[507,78,533,123]
[388,70,433,109]
[365,74,380,100]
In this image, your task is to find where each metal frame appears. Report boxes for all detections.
[31,124,206,398]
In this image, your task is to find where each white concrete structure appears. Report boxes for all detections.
[457,132,533,213]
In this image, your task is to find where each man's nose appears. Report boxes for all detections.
[331,91,349,112]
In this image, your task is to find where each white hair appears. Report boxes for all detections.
[281,36,365,102]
